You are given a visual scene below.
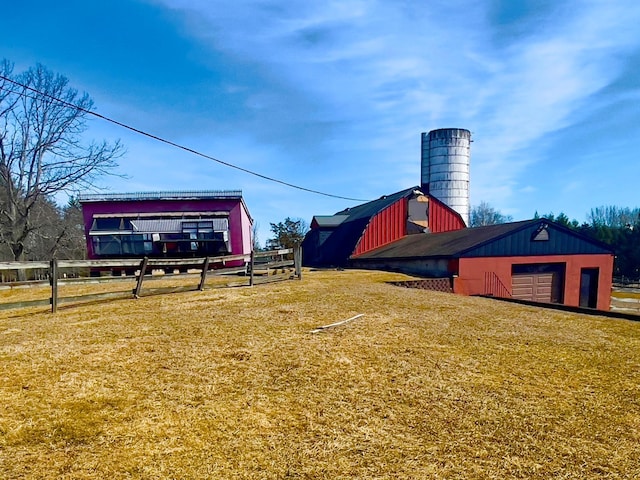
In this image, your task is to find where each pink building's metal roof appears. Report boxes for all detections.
[78,190,242,202]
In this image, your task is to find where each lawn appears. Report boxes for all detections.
[1,269,639,479]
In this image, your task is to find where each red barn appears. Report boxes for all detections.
[302,186,465,267]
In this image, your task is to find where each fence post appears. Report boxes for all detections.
[50,259,58,313]
[133,257,149,298]
[294,246,302,280]
[199,257,210,291]
[249,250,255,286]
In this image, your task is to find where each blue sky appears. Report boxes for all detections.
[3,0,640,244]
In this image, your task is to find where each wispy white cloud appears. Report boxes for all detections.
[148,0,640,225]
[7,0,638,245]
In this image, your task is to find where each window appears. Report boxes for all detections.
[93,217,123,230]
[92,235,122,255]
[182,220,214,234]
[532,223,549,241]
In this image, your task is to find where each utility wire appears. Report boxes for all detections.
[0,75,371,202]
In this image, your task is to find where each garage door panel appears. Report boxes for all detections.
[535,288,552,301]
[512,274,533,300]
[536,274,553,286]
[512,272,554,303]
[512,286,533,297]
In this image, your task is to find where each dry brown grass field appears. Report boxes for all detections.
[1,269,639,479]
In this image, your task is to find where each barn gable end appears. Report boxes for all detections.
[302,187,466,267]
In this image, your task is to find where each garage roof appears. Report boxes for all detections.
[352,219,613,260]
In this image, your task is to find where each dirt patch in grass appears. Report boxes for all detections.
[1,269,639,478]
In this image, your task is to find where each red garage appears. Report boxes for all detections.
[351,219,614,311]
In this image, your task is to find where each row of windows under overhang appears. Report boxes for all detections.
[88,216,231,257]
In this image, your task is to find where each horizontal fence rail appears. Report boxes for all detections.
[0,248,301,313]
[610,295,640,314]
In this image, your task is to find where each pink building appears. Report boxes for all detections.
[78,191,253,263]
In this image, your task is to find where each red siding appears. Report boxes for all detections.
[353,194,466,257]
[429,198,466,233]
[353,198,407,256]
[455,254,614,311]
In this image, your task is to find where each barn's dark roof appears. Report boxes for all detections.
[334,187,420,221]
[352,219,613,260]
[311,215,349,228]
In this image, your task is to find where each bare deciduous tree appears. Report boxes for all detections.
[469,201,513,227]
[0,60,123,262]
[251,220,261,251]
[56,197,87,260]
[20,196,86,261]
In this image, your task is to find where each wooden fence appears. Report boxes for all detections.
[610,285,640,314]
[0,248,302,313]
[610,296,640,314]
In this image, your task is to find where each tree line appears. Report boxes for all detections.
[0,196,86,261]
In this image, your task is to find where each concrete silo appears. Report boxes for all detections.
[421,128,471,226]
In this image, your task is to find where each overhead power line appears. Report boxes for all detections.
[0,74,370,202]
